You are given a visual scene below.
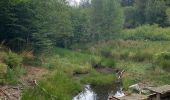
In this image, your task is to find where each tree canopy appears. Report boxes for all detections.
[0,0,169,54]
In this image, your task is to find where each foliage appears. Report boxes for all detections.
[91,0,124,40]
[145,0,167,26]
[123,0,168,27]
[0,0,35,51]
[123,24,170,41]
[70,7,91,43]
[123,6,137,28]
[5,66,25,85]
[166,7,170,25]
[4,52,23,69]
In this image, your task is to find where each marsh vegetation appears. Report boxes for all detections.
[0,0,170,100]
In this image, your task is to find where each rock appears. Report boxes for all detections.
[129,84,142,93]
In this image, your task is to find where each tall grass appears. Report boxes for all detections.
[123,24,170,41]
[22,71,81,100]
[22,47,117,100]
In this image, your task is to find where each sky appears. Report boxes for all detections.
[69,0,80,5]
[75,0,80,3]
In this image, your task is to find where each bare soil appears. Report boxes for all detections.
[0,66,48,100]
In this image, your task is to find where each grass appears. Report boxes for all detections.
[22,25,170,99]
[72,37,170,88]
[80,69,116,86]
[122,24,170,41]
[22,71,81,100]
[0,50,26,85]
[22,47,116,100]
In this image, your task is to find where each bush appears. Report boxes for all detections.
[4,52,23,69]
[5,66,25,85]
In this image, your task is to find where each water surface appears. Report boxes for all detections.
[73,84,125,100]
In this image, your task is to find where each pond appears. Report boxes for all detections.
[73,83,125,100]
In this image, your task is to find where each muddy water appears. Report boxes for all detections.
[73,83,124,100]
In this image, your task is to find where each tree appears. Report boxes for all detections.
[79,0,91,8]
[134,0,147,25]
[31,0,73,48]
[166,7,170,25]
[70,7,90,43]
[91,0,124,40]
[0,0,35,51]
[123,6,137,28]
[145,0,167,26]
[121,0,134,6]
[91,0,104,40]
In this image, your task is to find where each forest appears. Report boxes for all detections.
[0,0,170,100]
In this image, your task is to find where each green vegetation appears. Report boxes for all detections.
[0,0,170,99]
[22,71,81,100]
[123,25,170,41]
[4,52,23,69]
[0,51,25,85]
[22,47,116,99]
[156,52,170,71]
[81,69,116,86]
[75,30,170,88]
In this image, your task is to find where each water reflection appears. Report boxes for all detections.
[73,85,97,100]
[113,88,125,98]
[73,84,125,100]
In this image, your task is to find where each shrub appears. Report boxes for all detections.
[4,52,23,69]
[5,66,24,84]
